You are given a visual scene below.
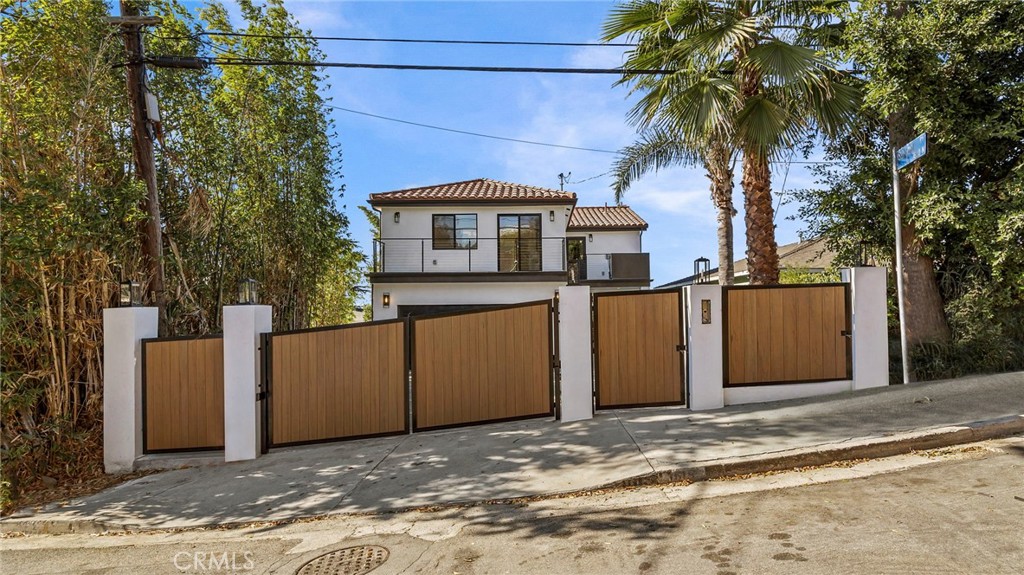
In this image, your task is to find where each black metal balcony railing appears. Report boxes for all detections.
[372,237,566,274]
[371,238,650,283]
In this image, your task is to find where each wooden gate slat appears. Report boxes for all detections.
[595,290,685,410]
[269,321,407,446]
[725,284,851,386]
[412,301,554,431]
[143,336,224,453]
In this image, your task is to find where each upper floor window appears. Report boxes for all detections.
[432,214,477,249]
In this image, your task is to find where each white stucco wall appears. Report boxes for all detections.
[223,305,272,462]
[556,286,593,422]
[377,205,572,273]
[103,307,158,473]
[373,281,562,320]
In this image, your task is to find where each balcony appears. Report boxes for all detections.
[372,237,567,275]
[568,253,651,286]
[370,238,650,286]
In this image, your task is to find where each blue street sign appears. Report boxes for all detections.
[896,133,927,170]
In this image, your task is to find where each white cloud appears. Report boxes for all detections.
[287,1,352,31]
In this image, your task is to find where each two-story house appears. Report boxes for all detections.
[368,178,650,320]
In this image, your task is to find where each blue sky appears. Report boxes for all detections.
[175,1,823,292]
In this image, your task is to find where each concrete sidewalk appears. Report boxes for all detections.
[4,372,1022,533]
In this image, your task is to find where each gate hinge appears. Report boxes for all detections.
[676,344,686,352]
[256,391,267,401]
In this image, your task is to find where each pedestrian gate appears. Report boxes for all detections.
[593,289,686,409]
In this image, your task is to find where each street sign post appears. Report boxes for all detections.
[892,132,927,385]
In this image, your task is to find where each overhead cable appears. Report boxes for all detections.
[149,30,637,47]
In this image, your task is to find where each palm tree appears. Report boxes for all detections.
[611,127,737,285]
[605,0,859,284]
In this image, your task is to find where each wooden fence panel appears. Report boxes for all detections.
[143,337,224,453]
[412,301,553,431]
[594,289,685,409]
[725,284,850,386]
[269,321,407,446]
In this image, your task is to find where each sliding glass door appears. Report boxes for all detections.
[498,214,542,272]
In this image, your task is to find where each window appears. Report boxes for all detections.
[498,214,542,271]
[432,214,477,249]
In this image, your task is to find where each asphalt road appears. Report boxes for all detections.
[3,436,1022,575]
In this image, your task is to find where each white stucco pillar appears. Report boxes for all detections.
[223,305,272,462]
[686,285,725,410]
[103,306,158,474]
[842,267,889,390]
[557,286,593,422]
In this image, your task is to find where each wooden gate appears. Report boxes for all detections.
[142,336,224,453]
[411,300,555,431]
[723,284,851,386]
[593,289,686,409]
[264,320,408,448]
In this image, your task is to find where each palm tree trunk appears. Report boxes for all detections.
[707,141,735,285]
[741,150,779,284]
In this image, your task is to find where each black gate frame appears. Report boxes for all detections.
[259,298,561,453]
[592,287,687,410]
[721,282,853,387]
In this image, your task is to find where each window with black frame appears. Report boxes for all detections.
[432,214,477,249]
[498,214,542,271]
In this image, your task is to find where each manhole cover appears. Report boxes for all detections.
[296,546,389,575]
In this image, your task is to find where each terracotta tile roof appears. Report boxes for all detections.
[369,178,577,204]
[568,206,648,230]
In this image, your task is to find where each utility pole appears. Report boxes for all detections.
[110,3,165,329]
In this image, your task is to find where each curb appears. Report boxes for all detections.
[3,415,1022,536]
[599,414,1024,489]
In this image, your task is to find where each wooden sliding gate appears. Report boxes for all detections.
[723,284,851,386]
[142,336,225,453]
[411,300,556,431]
[593,289,686,409]
[260,299,557,450]
[262,320,408,449]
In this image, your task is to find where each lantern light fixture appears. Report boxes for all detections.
[119,280,142,307]
[694,257,711,284]
[382,292,391,308]
[393,211,400,223]
[237,278,259,305]
[549,210,555,222]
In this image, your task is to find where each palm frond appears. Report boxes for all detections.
[610,128,703,204]
[741,40,824,88]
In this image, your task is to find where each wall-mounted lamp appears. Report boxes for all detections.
[382,292,391,308]
[393,212,400,223]
[119,280,142,307]
[549,210,555,222]
[588,233,593,242]
[237,278,259,305]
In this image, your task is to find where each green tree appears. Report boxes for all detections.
[604,0,860,284]
[795,0,1024,375]
[1,0,364,509]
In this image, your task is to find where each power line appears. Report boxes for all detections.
[185,57,669,75]
[329,105,618,154]
[149,30,637,47]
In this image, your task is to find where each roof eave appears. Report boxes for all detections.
[369,197,578,207]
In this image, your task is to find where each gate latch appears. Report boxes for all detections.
[676,344,686,352]
[256,391,267,401]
